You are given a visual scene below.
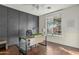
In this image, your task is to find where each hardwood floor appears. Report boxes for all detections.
[0,42,79,55]
[0,45,19,55]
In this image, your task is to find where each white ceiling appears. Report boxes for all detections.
[3,4,75,16]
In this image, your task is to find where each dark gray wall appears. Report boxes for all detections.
[7,8,19,45]
[0,5,39,46]
[0,5,7,40]
[19,12,28,36]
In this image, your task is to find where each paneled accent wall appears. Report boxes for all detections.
[0,5,39,46]
[19,12,28,36]
[0,5,7,40]
[7,8,19,45]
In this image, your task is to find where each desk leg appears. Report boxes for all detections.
[39,36,47,46]
[45,36,47,46]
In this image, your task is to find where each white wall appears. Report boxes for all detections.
[39,5,79,48]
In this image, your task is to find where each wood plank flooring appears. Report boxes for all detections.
[0,42,79,55]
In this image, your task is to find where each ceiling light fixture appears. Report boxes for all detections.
[32,4,45,10]
[32,4,40,10]
[47,6,51,9]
